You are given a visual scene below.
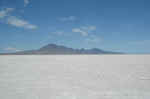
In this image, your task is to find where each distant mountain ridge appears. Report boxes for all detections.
[0,43,122,55]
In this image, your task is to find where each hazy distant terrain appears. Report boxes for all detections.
[0,55,150,99]
[0,44,122,55]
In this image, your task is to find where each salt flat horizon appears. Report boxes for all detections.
[0,55,150,99]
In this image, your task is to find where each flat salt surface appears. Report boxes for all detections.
[0,55,150,99]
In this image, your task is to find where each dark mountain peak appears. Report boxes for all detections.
[42,43,60,48]
[39,43,68,51]
[79,48,85,51]
[91,48,103,51]
[46,43,58,47]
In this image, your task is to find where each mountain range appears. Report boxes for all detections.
[0,44,122,55]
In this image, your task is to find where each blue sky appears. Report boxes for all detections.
[0,0,150,53]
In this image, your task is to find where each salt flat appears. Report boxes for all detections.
[0,55,150,99]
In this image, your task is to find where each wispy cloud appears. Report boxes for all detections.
[4,47,22,52]
[85,35,102,43]
[7,16,37,29]
[53,31,64,35]
[59,16,76,22]
[0,7,37,30]
[72,26,96,36]
[72,28,88,36]
[0,8,14,19]
[129,40,150,45]
[24,0,30,7]
[81,26,96,31]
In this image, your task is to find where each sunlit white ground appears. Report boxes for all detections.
[0,55,150,99]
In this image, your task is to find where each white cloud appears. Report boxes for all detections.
[89,26,96,31]
[59,16,76,22]
[72,28,88,36]
[4,47,22,52]
[0,8,14,19]
[7,16,37,29]
[72,26,96,36]
[0,5,38,30]
[24,0,30,7]
[81,26,96,31]
[85,35,102,43]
